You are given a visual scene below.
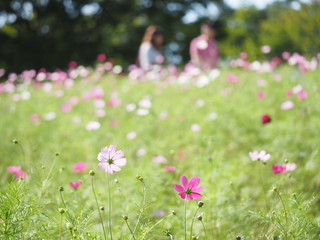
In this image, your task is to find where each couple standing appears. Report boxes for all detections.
[137,20,219,71]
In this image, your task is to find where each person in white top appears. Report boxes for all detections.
[137,26,164,71]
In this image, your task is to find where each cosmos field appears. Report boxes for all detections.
[1,54,320,239]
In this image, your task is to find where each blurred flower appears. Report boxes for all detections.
[136,148,147,157]
[208,112,218,120]
[136,108,149,116]
[108,97,122,107]
[68,61,78,69]
[286,90,293,97]
[257,91,265,99]
[73,162,88,172]
[30,114,41,123]
[227,74,238,83]
[191,124,201,132]
[281,101,294,110]
[7,166,22,173]
[164,166,176,172]
[261,45,271,54]
[139,97,152,109]
[98,145,126,174]
[154,210,166,217]
[272,165,286,174]
[43,112,56,121]
[125,103,136,112]
[15,171,28,179]
[86,121,101,131]
[196,40,208,50]
[239,52,248,59]
[126,131,137,140]
[282,52,290,60]
[249,150,271,162]
[96,109,106,118]
[97,54,107,62]
[69,182,81,188]
[261,114,271,124]
[61,103,72,113]
[285,163,297,172]
[152,155,167,164]
[174,176,203,200]
[292,85,303,94]
[298,90,308,100]
[257,79,266,87]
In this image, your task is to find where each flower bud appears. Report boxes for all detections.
[136,175,144,181]
[192,236,199,240]
[171,210,176,215]
[273,187,277,192]
[198,201,204,208]
[114,178,119,183]
[55,152,60,156]
[12,139,18,144]
[196,215,203,221]
[58,186,64,192]
[89,170,95,176]
[59,208,65,214]
[122,215,128,220]
[66,222,73,230]
[100,206,105,211]
[236,236,242,240]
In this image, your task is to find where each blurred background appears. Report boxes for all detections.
[0,0,319,72]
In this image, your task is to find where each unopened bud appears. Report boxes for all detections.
[196,215,203,221]
[100,206,104,211]
[66,222,73,230]
[89,170,95,176]
[58,186,64,192]
[192,236,199,240]
[12,139,18,144]
[198,201,204,207]
[59,208,65,214]
[171,210,176,215]
[55,152,60,156]
[122,215,128,220]
[136,175,144,181]
[236,236,242,240]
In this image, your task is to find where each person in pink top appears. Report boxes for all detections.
[189,20,219,70]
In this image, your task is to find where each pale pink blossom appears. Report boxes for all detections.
[258,91,265,99]
[227,74,238,83]
[249,150,271,162]
[15,171,28,179]
[298,90,308,100]
[30,114,41,122]
[7,166,22,173]
[261,45,271,54]
[98,145,127,174]
[152,155,167,164]
[126,131,137,140]
[191,124,201,132]
[281,101,294,110]
[164,166,176,171]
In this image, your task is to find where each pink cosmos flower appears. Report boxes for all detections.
[261,45,271,54]
[97,54,107,62]
[7,166,22,173]
[15,171,28,179]
[69,182,81,188]
[73,162,88,172]
[286,90,293,97]
[249,150,271,162]
[98,145,127,174]
[239,52,248,59]
[258,91,265,100]
[30,114,41,122]
[285,163,297,172]
[68,61,78,69]
[261,114,271,124]
[272,165,286,174]
[298,90,308,100]
[227,74,238,83]
[174,176,203,200]
[164,166,176,172]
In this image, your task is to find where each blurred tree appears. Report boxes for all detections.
[0,0,228,72]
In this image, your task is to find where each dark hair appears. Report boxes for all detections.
[141,25,163,50]
[201,20,217,30]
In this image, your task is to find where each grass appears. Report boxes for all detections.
[0,64,319,239]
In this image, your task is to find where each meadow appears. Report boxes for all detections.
[1,54,320,239]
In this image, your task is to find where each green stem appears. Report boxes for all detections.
[59,191,72,221]
[143,213,173,238]
[189,207,200,240]
[132,181,147,237]
[18,143,26,166]
[275,190,288,240]
[91,176,107,240]
[184,198,188,240]
[259,164,269,212]
[107,173,113,240]
[200,220,208,240]
[125,220,136,240]
[59,214,63,240]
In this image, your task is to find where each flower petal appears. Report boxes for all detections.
[97,153,106,162]
[191,193,203,199]
[179,192,187,199]
[174,184,185,192]
[180,176,188,188]
[191,186,203,193]
[106,165,114,174]
[110,164,121,172]
[98,162,107,170]
[189,176,200,188]
[108,145,117,159]
[113,150,124,160]
[186,194,193,200]
[114,158,126,166]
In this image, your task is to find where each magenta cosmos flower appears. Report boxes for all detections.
[73,162,88,172]
[174,176,203,200]
[98,145,126,174]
